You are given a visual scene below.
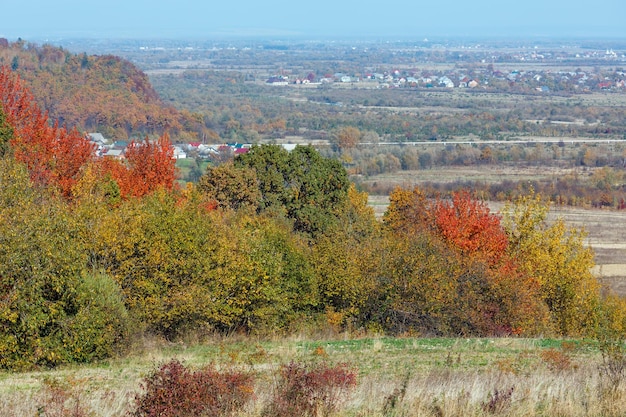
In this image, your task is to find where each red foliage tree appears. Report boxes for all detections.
[103,133,177,199]
[432,190,508,264]
[386,187,549,335]
[431,190,548,334]
[0,66,95,197]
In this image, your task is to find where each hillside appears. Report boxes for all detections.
[0,39,198,140]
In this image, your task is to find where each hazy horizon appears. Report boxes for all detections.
[2,0,624,42]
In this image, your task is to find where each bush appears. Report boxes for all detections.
[0,160,128,369]
[130,359,254,417]
[36,377,90,417]
[61,270,130,362]
[264,361,357,417]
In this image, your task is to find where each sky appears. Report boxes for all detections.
[1,0,624,41]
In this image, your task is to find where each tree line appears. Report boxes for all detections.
[1,65,626,371]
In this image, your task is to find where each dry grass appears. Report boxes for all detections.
[2,337,626,416]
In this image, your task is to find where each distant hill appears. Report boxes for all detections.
[0,39,199,140]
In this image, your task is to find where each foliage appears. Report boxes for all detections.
[0,106,13,157]
[85,190,219,338]
[0,65,178,203]
[313,185,381,325]
[383,186,431,235]
[102,134,178,199]
[431,190,508,264]
[130,359,254,417]
[231,214,319,332]
[0,158,127,369]
[263,361,357,417]
[233,144,291,211]
[382,187,549,336]
[595,296,626,393]
[85,188,317,338]
[62,270,130,362]
[333,126,361,151]
[0,65,95,198]
[197,161,260,211]
[235,144,350,237]
[0,42,185,138]
[502,191,601,336]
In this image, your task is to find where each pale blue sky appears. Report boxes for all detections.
[1,0,623,40]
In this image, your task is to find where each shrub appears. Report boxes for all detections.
[36,377,90,417]
[0,160,128,369]
[61,270,130,363]
[130,359,254,417]
[264,361,357,417]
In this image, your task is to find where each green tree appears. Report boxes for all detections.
[235,144,350,238]
[234,144,291,211]
[285,146,350,237]
[0,107,13,157]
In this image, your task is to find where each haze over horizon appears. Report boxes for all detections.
[2,0,624,42]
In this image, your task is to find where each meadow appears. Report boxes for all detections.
[2,335,626,416]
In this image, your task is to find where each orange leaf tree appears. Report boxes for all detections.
[432,190,508,264]
[102,133,177,199]
[0,66,95,198]
[384,187,549,335]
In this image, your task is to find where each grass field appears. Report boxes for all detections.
[2,336,625,416]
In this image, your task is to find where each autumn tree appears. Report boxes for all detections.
[334,126,361,152]
[197,162,260,211]
[432,190,507,264]
[502,191,601,336]
[0,65,95,198]
[86,190,317,338]
[102,133,177,199]
[383,186,432,235]
[0,157,128,369]
[312,185,381,327]
[383,187,549,335]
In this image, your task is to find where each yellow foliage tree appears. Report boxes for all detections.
[313,185,381,327]
[502,192,600,336]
